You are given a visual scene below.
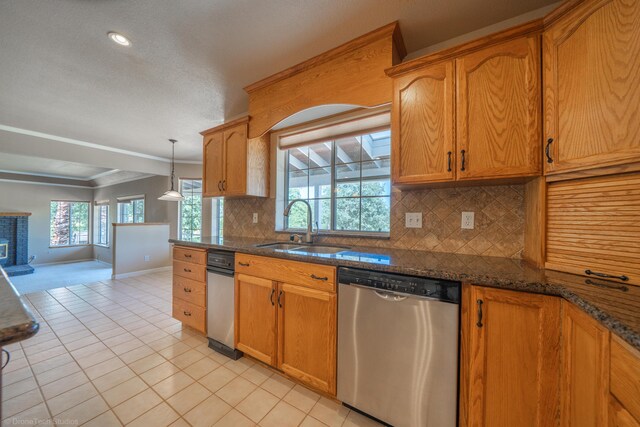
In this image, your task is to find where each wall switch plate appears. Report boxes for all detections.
[461,212,475,229]
[253,213,258,224]
[405,212,423,228]
[144,255,150,262]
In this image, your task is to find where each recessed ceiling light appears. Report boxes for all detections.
[107,32,131,46]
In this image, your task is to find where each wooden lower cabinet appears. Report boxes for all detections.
[234,256,337,396]
[460,285,561,427]
[235,273,277,366]
[610,335,640,425]
[560,301,610,427]
[277,283,337,395]
[610,396,640,427]
[172,245,207,334]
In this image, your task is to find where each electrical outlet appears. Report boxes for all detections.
[405,212,423,228]
[252,213,258,224]
[461,212,475,229]
[144,255,150,262]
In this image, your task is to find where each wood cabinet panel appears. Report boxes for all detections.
[544,0,640,174]
[172,299,206,334]
[173,246,207,265]
[456,36,541,180]
[236,253,336,292]
[172,276,206,307]
[610,396,640,427]
[464,285,561,427]
[277,283,336,395]
[203,131,225,197]
[235,273,277,366]
[560,301,610,427]
[610,335,640,423]
[391,61,455,184]
[546,173,640,285]
[173,260,206,283]
[223,124,248,196]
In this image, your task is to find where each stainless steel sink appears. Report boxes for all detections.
[289,245,350,254]
[256,242,350,254]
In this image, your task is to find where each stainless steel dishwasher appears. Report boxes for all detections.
[337,267,460,427]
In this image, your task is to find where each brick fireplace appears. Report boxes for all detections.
[0,212,34,276]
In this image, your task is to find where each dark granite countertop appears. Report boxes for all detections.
[170,236,640,351]
[0,267,39,347]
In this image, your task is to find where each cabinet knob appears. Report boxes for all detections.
[183,311,191,317]
[278,290,283,308]
[447,151,452,172]
[184,254,192,258]
[217,181,222,191]
[476,299,484,328]
[311,274,328,281]
[239,262,250,267]
[269,288,275,306]
[183,287,192,293]
[585,269,628,282]
[184,268,191,273]
[460,150,466,172]
[222,180,226,191]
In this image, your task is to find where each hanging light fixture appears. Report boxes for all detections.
[158,139,184,201]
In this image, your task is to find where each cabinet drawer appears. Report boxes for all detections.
[611,336,640,422]
[173,299,206,334]
[173,260,206,282]
[173,246,207,265]
[236,253,336,292]
[173,276,206,307]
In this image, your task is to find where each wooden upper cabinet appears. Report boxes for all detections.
[461,285,561,427]
[561,301,610,427]
[222,124,248,196]
[234,273,277,366]
[201,117,269,198]
[203,131,225,197]
[277,283,337,395]
[391,61,455,184]
[456,36,542,180]
[543,0,640,175]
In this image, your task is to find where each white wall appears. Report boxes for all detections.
[0,180,94,265]
[112,223,171,277]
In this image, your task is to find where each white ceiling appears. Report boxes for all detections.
[0,153,112,180]
[0,0,557,167]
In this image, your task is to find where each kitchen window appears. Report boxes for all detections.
[117,196,145,223]
[49,201,90,246]
[283,128,391,234]
[94,202,109,246]
[179,179,202,240]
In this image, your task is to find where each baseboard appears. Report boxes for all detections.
[31,258,97,267]
[112,265,172,280]
[93,259,112,266]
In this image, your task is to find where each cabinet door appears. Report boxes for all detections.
[235,274,277,366]
[203,132,225,197]
[464,285,561,427]
[609,396,640,427]
[277,283,337,395]
[223,123,248,196]
[543,0,640,174]
[456,36,541,180]
[391,61,455,184]
[560,301,610,427]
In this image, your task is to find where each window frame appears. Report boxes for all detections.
[116,196,145,224]
[94,204,110,247]
[49,200,92,248]
[178,178,203,240]
[282,128,391,236]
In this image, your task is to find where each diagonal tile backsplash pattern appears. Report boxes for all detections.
[223,185,525,259]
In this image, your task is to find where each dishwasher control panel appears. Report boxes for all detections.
[338,267,460,303]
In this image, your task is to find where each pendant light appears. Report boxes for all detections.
[158,139,185,201]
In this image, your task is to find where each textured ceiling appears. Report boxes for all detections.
[0,0,558,164]
[0,153,112,180]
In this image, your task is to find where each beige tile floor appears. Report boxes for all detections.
[1,271,383,427]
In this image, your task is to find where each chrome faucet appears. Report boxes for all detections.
[283,199,316,244]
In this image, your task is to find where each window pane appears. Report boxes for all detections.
[361,159,391,179]
[335,198,360,231]
[313,199,331,230]
[289,147,309,169]
[361,197,391,232]
[362,179,391,197]
[288,169,308,200]
[286,201,310,229]
[50,201,70,246]
[336,162,361,181]
[133,199,144,223]
[335,136,361,164]
[362,130,391,161]
[309,168,331,199]
[307,143,331,167]
[180,180,202,240]
[336,182,360,198]
[70,202,89,244]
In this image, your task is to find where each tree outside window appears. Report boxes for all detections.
[117,198,144,223]
[179,179,202,240]
[50,201,90,246]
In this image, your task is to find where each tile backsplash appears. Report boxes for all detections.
[223,185,525,259]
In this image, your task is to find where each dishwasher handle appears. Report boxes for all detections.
[374,290,407,302]
[344,282,444,302]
